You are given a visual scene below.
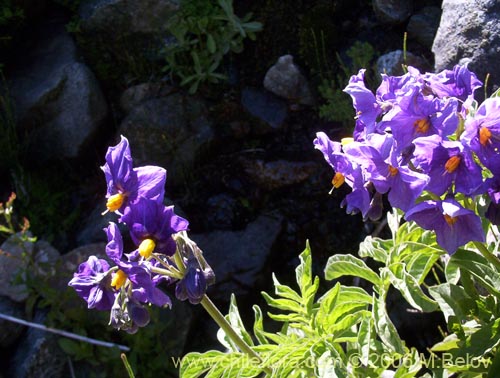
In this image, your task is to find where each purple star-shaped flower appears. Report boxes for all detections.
[120,197,189,256]
[68,256,116,310]
[105,222,172,308]
[101,136,166,213]
[461,97,500,175]
[405,199,485,254]
[412,135,483,196]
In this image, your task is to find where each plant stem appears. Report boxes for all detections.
[200,295,272,376]
[473,241,500,271]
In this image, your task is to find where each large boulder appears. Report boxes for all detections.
[8,24,108,163]
[433,0,500,91]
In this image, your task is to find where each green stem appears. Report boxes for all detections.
[473,241,500,271]
[200,295,272,376]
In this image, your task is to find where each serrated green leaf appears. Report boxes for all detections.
[261,291,303,314]
[325,254,381,286]
[272,274,303,303]
[217,294,254,352]
[296,241,313,296]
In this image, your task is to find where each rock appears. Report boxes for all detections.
[406,6,441,49]
[433,0,500,92]
[8,24,108,163]
[263,55,315,106]
[241,159,318,191]
[0,233,35,302]
[192,213,283,300]
[33,240,60,279]
[0,296,25,348]
[76,204,118,246]
[373,0,413,24]
[206,194,241,230]
[118,94,214,188]
[241,87,288,132]
[9,310,66,378]
[119,82,174,113]
[376,50,428,76]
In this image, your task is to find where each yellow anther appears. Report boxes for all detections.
[444,155,461,173]
[414,118,431,133]
[332,172,345,189]
[444,214,457,227]
[111,269,127,289]
[106,193,125,212]
[341,137,354,146]
[479,126,492,146]
[388,165,399,176]
[138,238,156,259]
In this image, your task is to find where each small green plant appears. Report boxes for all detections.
[162,0,262,94]
[317,40,377,126]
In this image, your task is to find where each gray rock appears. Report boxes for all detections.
[241,87,288,132]
[0,296,25,348]
[79,0,178,35]
[0,233,35,302]
[263,55,315,106]
[8,26,108,162]
[376,50,428,76]
[192,213,283,300]
[407,6,441,49]
[9,310,66,378]
[76,204,117,246]
[373,0,413,24]
[119,82,175,113]
[433,0,500,91]
[118,94,214,188]
[241,159,318,191]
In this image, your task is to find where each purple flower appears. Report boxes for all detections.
[68,256,116,311]
[423,65,482,112]
[121,197,189,256]
[105,222,172,308]
[412,135,483,196]
[461,97,500,175]
[381,85,459,153]
[101,136,166,213]
[175,264,207,305]
[405,199,485,254]
[343,133,429,212]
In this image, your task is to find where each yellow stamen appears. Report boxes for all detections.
[332,172,345,189]
[444,155,461,173]
[341,137,354,146]
[138,238,156,259]
[444,214,457,226]
[414,118,431,133]
[111,269,127,289]
[388,165,399,176]
[106,193,125,212]
[479,126,492,146]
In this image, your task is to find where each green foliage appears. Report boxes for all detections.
[162,0,262,94]
[317,41,377,127]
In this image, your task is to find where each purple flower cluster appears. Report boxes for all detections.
[69,136,213,333]
[314,65,500,254]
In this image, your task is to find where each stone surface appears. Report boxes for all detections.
[406,6,441,49]
[372,0,413,24]
[263,55,315,106]
[376,49,428,76]
[9,310,66,378]
[118,94,214,188]
[241,159,319,191]
[0,233,35,302]
[119,82,174,113]
[8,25,108,162]
[0,296,25,348]
[240,87,288,132]
[433,0,500,92]
[192,213,283,300]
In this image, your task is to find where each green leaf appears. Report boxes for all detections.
[252,305,268,345]
[325,254,381,286]
[373,294,405,354]
[428,283,475,321]
[386,263,438,312]
[181,351,262,378]
[217,294,254,352]
[58,338,81,356]
[206,34,216,54]
[431,334,460,352]
[296,241,314,296]
[358,236,391,263]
